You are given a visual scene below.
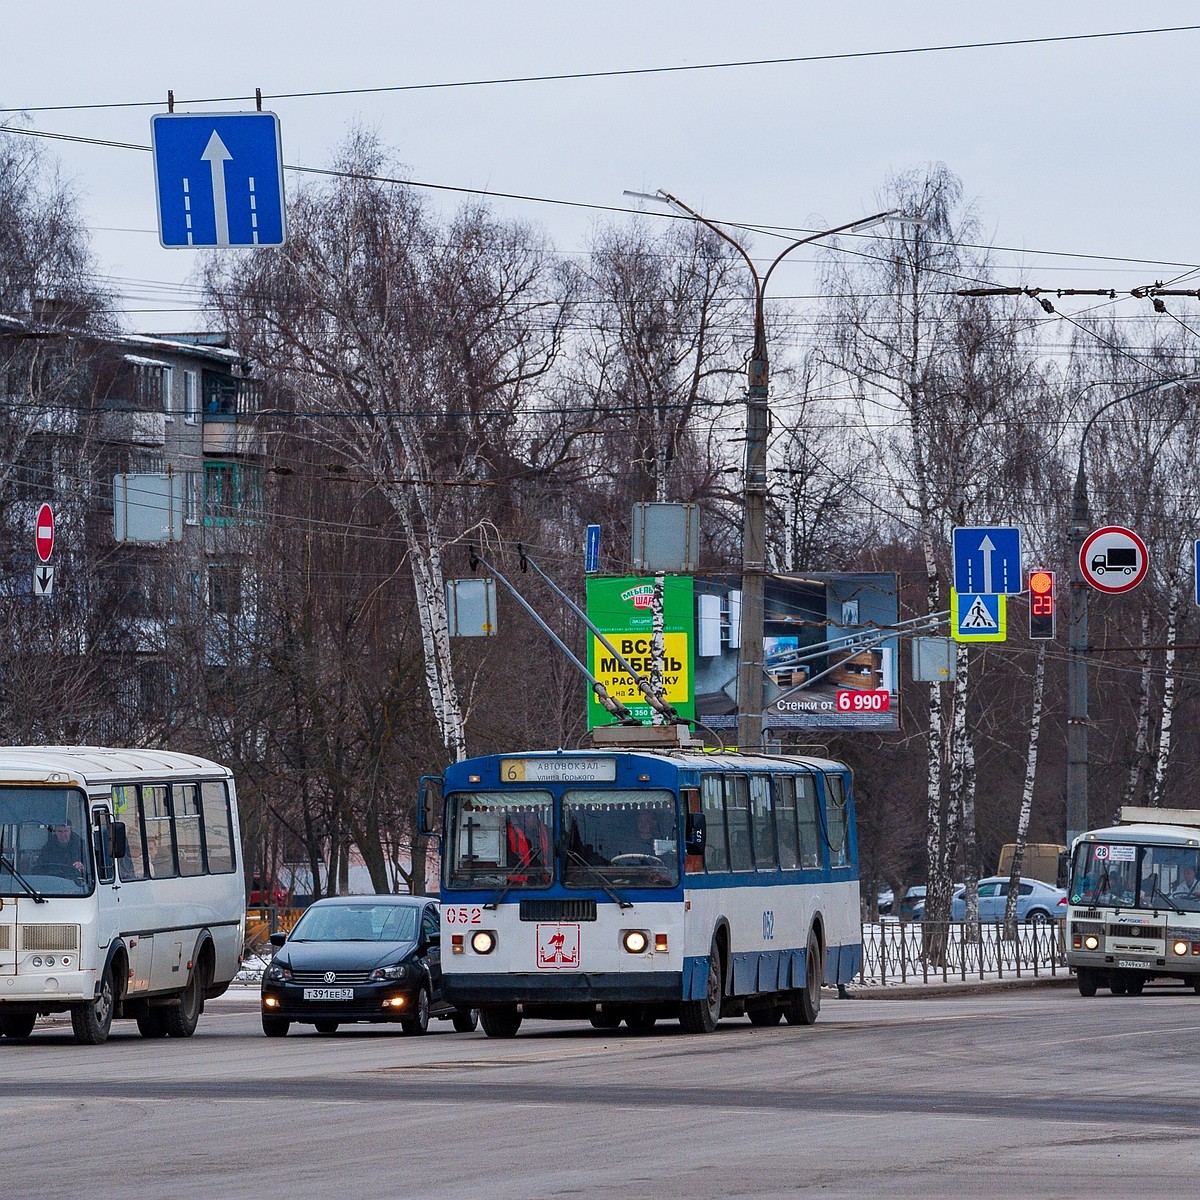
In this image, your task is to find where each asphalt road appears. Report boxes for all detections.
[5,983,1199,1198]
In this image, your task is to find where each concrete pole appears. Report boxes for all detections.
[1066,459,1089,848]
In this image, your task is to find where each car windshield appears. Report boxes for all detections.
[289,903,420,942]
[562,789,679,889]
[444,790,553,889]
[1072,841,1200,912]
[0,787,93,898]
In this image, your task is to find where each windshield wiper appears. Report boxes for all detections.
[566,849,632,910]
[0,829,44,904]
[1150,881,1183,913]
[484,843,546,911]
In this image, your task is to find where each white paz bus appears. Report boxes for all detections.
[0,747,244,1043]
[421,735,860,1037]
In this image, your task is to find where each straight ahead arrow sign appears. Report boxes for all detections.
[978,534,995,594]
[202,131,232,247]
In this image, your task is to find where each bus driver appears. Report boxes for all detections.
[38,821,85,876]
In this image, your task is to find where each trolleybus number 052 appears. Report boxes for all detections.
[445,906,484,925]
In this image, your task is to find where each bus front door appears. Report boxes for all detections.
[0,895,14,976]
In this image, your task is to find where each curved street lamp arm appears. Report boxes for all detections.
[759,208,904,296]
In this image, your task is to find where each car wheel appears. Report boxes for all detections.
[479,1005,522,1038]
[785,933,823,1026]
[136,1008,169,1038]
[71,963,115,1045]
[1025,909,1053,928]
[165,965,205,1038]
[0,1013,36,1039]
[262,1016,290,1037]
[1077,968,1099,997]
[401,986,431,1035]
[679,942,723,1034]
[314,1021,340,1034]
[451,1008,479,1033]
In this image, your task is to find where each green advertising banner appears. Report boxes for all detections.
[585,575,695,729]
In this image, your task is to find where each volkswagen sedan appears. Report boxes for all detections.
[260,895,478,1036]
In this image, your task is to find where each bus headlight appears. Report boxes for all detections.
[1084,935,1100,951]
[471,931,496,955]
[622,930,649,954]
[1174,939,1189,956]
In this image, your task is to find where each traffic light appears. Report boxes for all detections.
[1029,570,1056,640]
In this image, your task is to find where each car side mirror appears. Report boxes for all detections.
[424,932,440,949]
[111,821,127,860]
[269,932,287,948]
[685,812,707,855]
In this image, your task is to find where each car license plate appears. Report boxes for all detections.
[302,987,354,1001]
[1116,959,1148,969]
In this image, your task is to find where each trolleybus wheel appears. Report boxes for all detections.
[748,1005,783,1027]
[0,1012,36,1039]
[590,1011,621,1030]
[136,1008,169,1038]
[451,1008,480,1033]
[785,933,823,1026]
[71,964,115,1045]
[624,1007,658,1033]
[680,943,724,1035]
[480,1005,522,1038]
[1077,968,1099,997]
[401,986,431,1035]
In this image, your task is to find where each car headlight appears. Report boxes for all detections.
[370,963,411,981]
[265,962,292,982]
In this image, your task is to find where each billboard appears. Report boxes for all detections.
[693,573,900,733]
[585,576,695,729]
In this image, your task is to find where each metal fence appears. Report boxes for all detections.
[859,920,1065,986]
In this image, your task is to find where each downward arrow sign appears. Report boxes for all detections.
[202,131,232,247]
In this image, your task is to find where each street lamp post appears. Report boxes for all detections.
[1067,376,1197,846]
[625,190,913,750]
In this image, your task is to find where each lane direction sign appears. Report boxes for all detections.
[1080,526,1148,594]
[951,589,1007,642]
[151,112,287,248]
[32,564,54,598]
[952,526,1022,595]
[585,524,601,574]
[34,502,54,562]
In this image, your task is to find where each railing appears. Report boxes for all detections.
[245,906,306,954]
[858,920,1065,986]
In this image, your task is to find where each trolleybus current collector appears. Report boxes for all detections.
[422,733,860,1037]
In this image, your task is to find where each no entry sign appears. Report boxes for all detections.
[34,503,55,563]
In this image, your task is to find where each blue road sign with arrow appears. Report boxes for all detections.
[151,112,287,248]
[952,526,1022,595]
[585,525,601,574]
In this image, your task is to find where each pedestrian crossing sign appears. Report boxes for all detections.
[951,589,1007,642]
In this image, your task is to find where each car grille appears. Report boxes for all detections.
[289,970,374,985]
[1107,924,1163,940]
[520,898,597,922]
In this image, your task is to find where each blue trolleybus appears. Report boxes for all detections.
[426,741,860,1037]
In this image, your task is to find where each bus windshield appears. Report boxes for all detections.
[445,790,553,889]
[1072,841,1200,912]
[0,787,94,898]
[562,790,679,888]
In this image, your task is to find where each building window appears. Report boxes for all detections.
[183,370,198,424]
[161,365,174,418]
[203,462,261,526]
[184,471,200,525]
[207,562,242,615]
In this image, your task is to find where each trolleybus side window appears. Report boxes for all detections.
[797,775,821,869]
[201,780,236,873]
[726,774,753,872]
[775,775,801,870]
[825,774,850,869]
[174,784,204,877]
[143,785,177,878]
[700,774,729,873]
[750,775,777,870]
[114,784,148,881]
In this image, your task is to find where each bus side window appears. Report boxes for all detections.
[201,781,235,873]
[824,774,849,868]
[175,784,204,877]
[750,775,777,870]
[700,775,729,873]
[796,775,821,869]
[114,785,148,881]
[143,785,177,879]
[775,775,801,870]
[726,775,753,872]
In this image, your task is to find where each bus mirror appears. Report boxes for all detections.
[111,821,128,860]
[685,812,707,855]
[416,775,443,840]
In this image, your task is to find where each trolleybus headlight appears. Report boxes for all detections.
[471,931,496,955]
[622,930,649,954]
[1174,939,1189,956]
[1084,935,1100,951]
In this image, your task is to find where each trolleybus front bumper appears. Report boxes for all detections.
[444,970,683,1009]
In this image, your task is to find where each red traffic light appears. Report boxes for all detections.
[1029,570,1055,640]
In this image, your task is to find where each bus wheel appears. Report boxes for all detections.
[165,965,205,1038]
[0,1013,36,1039]
[680,944,723,1034]
[1077,968,1099,997]
[480,1005,522,1038]
[1126,975,1146,996]
[136,1008,169,1038]
[786,934,823,1026]
[1110,973,1128,996]
[71,964,115,1045]
[1192,979,1200,995]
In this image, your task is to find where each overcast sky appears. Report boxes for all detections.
[4,3,1199,337]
